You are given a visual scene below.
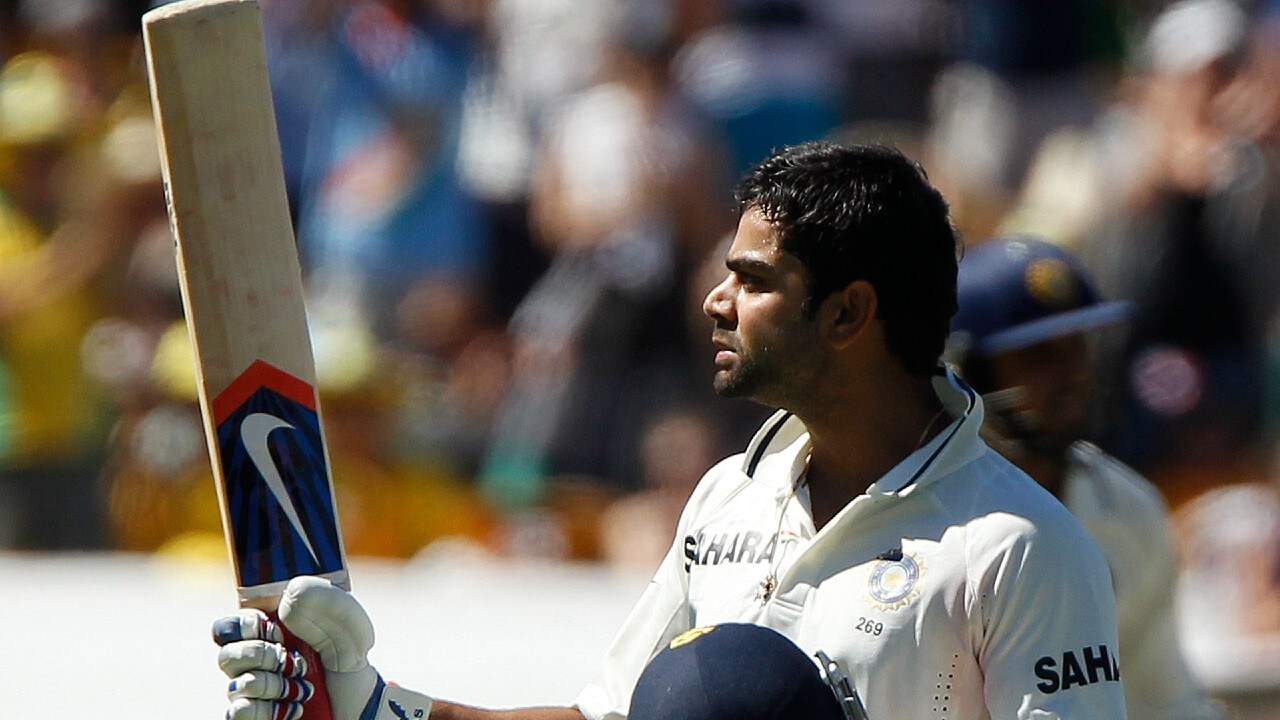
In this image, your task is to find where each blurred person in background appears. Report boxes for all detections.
[1164,0,1280,692]
[261,0,489,345]
[98,220,221,553]
[1076,0,1280,505]
[983,3,1280,684]
[925,0,1124,241]
[10,0,230,555]
[479,0,734,522]
[454,0,620,318]
[304,351,500,559]
[390,276,512,480]
[254,0,517,554]
[0,0,163,549]
[810,0,954,127]
[672,0,845,177]
[1174,474,1280,693]
[598,405,721,569]
[99,225,499,559]
[948,235,1224,720]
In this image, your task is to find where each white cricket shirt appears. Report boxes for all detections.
[1063,443,1222,720]
[576,369,1127,720]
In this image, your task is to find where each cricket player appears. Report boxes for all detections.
[214,143,1127,720]
[948,235,1224,720]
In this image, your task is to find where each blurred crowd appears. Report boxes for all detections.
[3,0,1280,627]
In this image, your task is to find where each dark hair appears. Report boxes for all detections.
[735,142,959,376]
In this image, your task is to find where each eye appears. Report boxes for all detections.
[735,271,767,291]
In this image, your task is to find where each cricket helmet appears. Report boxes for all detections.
[629,623,848,720]
[949,235,1128,362]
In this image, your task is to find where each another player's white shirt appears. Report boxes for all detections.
[575,369,1126,720]
[1062,443,1222,720]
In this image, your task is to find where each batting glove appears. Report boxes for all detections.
[214,576,434,720]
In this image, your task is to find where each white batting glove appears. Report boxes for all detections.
[214,609,312,720]
[213,576,434,720]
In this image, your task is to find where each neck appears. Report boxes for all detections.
[798,369,943,529]
[981,417,1074,500]
[1016,449,1071,499]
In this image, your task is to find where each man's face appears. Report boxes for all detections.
[985,334,1091,454]
[702,207,823,405]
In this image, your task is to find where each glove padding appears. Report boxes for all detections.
[214,610,312,720]
[213,576,433,720]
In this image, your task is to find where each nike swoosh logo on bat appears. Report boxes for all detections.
[241,412,321,564]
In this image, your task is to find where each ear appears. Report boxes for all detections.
[821,280,877,349]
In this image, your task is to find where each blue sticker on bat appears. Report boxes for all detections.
[213,361,343,589]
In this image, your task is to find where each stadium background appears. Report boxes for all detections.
[1,0,1279,716]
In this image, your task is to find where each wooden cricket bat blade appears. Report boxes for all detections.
[143,1,349,717]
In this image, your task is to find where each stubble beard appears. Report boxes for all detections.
[713,337,816,408]
[711,315,823,407]
[713,354,762,399]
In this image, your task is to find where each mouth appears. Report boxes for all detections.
[710,335,737,367]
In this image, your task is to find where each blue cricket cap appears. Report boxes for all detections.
[952,236,1129,357]
[629,623,846,720]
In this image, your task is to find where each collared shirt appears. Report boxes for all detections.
[575,368,1126,720]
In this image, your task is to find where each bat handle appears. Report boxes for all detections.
[271,610,337,720]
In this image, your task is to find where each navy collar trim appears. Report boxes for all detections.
[890,367,978,493]
[745,411,792,478]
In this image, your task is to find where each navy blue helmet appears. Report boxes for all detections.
[629,623,850,720]
[950,236,1128,360]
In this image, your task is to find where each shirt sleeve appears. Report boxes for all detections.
[970,512,1129,720]
[1071,449,1224,720]
[1111,511,1224,720]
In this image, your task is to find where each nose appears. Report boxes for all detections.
[703,275,735,326]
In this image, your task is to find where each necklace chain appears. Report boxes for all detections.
[756,456,810,603]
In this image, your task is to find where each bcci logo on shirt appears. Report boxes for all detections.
[867,550,923,611]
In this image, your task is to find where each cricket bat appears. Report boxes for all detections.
[143,1,347,716]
